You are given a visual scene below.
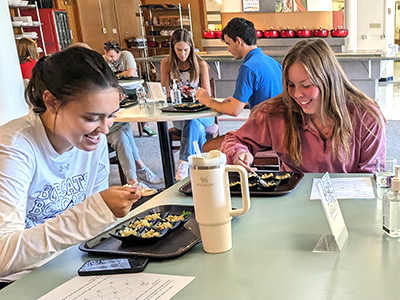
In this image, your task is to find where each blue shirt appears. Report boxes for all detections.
[232,48,282,109]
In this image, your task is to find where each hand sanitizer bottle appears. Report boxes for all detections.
[170,79,182,105]
[383,165,400,237]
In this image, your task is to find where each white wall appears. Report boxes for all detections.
[220,0,241,12]
[307,0,332,11]
[206,0,222,11]
[0,1,29,126]
[356,0,394,50]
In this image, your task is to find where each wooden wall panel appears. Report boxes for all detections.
[54,0,80,42]
[114,0,139,49]
[75,0,119,53]
[221,11,333,31]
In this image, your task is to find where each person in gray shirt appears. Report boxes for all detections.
[103,41,156,137]
[104,40,137,77]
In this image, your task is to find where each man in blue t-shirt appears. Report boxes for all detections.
[196,17,282,150]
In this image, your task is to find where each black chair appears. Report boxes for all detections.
[108,144,128,185]
[252,149,281,171]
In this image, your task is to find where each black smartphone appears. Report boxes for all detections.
[78,257,149,276]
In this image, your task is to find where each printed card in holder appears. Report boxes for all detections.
[147,82,166,102]
[313,172,348,253]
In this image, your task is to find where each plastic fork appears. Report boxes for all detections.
[238,157,269,188]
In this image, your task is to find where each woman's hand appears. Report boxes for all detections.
[234,152,255,172]
[100,186,141,218]
[196,88,212,106]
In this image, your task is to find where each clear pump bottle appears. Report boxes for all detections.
[383,165,400,237]
[170,79,182,105]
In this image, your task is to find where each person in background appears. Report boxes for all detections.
[0,47,140,285]
[103,41,163,192]
[160,28,214,180]
[221,39,386,173]
[17,37,39,80]
[103,40,156,137]
[196,17,283,151]
[107,108,163,195]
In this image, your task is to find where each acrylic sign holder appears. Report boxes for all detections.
[313,172,349,253]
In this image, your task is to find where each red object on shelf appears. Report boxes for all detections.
[161,40,170,47]
[202,30,215,39]
[147,40,159,47]
[296,26,312,38]
[255,29,263,38]
[264,27,279,38]
[21,8,72,54]
[280,27,296,38]
[313,26,329,38]
[215,31,222,39]
[330,26,349,37]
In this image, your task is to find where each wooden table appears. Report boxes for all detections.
[2,173,397,300]
[115,103,221,187]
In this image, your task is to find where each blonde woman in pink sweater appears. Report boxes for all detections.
[221,39,386,173]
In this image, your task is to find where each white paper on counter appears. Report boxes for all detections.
[310,177,375,200]
[38,273,194,300]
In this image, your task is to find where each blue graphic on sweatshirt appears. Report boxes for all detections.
[25,173,88,228]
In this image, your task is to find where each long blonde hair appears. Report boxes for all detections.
[257,39,385,166]
[168,28,201,84]
[17,37,38,64]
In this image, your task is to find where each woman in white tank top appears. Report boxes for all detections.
[161,28,215,180]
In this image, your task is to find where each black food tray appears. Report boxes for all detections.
[119,100,138,108]
[160,105,210,113]
[181,95,194,102]
[79,205,201,259]
[117,76,141,80]
[179,172,304,197]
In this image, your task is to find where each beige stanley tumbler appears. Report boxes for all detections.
[189,150,251,253]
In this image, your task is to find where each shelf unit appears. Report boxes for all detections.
[136,3,192,78]
[9,2,47,55]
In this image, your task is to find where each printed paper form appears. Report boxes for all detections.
[38,273,194,300]
[310,177,375,200]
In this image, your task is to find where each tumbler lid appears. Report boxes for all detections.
[189,150,226,169]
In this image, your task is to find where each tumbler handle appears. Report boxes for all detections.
[225,165,251,217]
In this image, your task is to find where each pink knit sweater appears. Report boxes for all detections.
[221,102,386,173]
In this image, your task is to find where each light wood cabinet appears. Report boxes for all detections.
[53,0,204,54]
[75,0,119,53]
[53,0,139,53]
[54,0,80,43]
[114,0,140,44]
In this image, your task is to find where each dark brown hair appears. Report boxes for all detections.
[26,46,120,114]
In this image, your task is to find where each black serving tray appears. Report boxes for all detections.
[116,75,141,80]
[119,99,138,108]
[179,172,304,197]
[160,104,210,113]
[79,205,201,259]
